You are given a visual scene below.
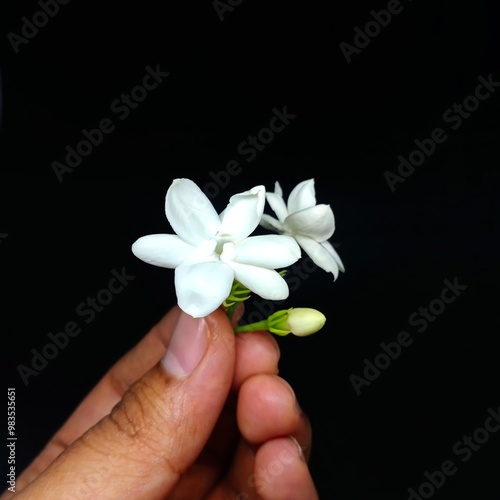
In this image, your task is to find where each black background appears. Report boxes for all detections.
[1,1,500,498]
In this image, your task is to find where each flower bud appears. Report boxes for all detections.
[268,308,326,336]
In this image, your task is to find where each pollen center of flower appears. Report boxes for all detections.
[196,238,218,258]
[220,242,236,263]
[282,219,297,236]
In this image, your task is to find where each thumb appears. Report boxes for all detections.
[16,308,236,500]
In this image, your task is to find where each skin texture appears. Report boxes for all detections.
[2,305,318,499]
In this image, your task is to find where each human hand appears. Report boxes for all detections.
[2,305,318,499]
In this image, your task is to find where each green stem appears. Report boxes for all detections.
[234,319,269,333]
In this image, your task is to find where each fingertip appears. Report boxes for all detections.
[233,331,280,389]
[237,374,301,444]
[230,303,245,327]
[254,437,319,500]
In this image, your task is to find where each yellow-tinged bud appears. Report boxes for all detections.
[234,307,326,336]
[266,307,326,336]
[282,307,326,336]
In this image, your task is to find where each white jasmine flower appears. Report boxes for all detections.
[260,179,345,280]
[132,178,301,318]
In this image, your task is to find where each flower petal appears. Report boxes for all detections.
[321,240,345,272]
[131,234,193,268]
[218,185,265,242]
[265,182,289,223]
[175,260,234,317]
[166,178,221,246]
[294,234,340,280]
[259,214,284,233]
[229,262,290,301]
[287,179,316,213]
[284,204,335,241]
[223,235,301,269]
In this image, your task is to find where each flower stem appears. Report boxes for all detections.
[234,319,270,333]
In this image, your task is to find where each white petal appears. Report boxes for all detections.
[259,214,285,233]
[243,184,266,214]
[166,178,220,246]
[223,235,301,268]
[284,204,335,241]
[218,185,265,242]
[287,179,316,213]
[321,240,345,272]
[175,260,234,317]
[265,182,289,223]
[131,234,193,268]
[229,262,290,301]
[295,234,340,280]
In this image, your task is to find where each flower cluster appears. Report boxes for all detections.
[132,178,344,336]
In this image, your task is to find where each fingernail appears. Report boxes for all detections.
[162,312,208,377]
[289,436,306,463]
[279,377,301,413]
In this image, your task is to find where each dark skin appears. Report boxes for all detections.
[2,305,318,499]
